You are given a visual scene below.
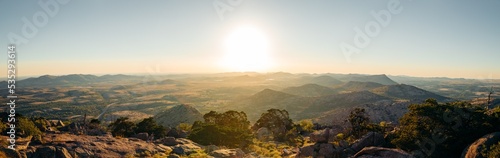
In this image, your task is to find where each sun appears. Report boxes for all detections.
[220,26,273,72]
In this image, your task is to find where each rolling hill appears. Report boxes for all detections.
[300,91,391,117]
[332,74,398,85]
[154,104,203,128]
[226,89,312,122]
[370,84,450,102]
[297,75,344,87]
[17,74,142,87]
[335,81,385,92]
[282,84,338,97]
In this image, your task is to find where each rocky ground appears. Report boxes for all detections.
[1,133,247,158]
[2,129,496,157]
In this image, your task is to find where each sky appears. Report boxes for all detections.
[0,0,499,79]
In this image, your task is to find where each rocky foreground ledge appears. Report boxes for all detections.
[1,133,246,158]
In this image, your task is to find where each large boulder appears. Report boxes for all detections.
[31,146,73,158]
[353,146,412,158]
[56,146,73,158]
[318,143,335,158]
[172,146,186,155]
[256,127,271,141]
[171,138,204,155]
[178,130,188,138]
[133,132,149,141]
[351,132,385,153]
[167,129,180,138]
[298,145,315,157]
[298,143,341,158]
[310,128,331,143]
[1,147,23,158]
[33,146,57,158]
[158,137,178,146]
[210,149,245,158]
[462,132,500,158]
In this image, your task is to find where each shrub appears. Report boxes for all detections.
[108,117,136,137]
[482,141,500,158]
[189,111,253,148]
[390,99,498,158]
[177,123,192,132]
[17,117,42,137]
[253,109,294,142]
[0,120,6,134]
[298,119,314,133]
[135,117,167,138]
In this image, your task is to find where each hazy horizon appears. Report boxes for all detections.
[8,72,500,81]
[1,1,499,79]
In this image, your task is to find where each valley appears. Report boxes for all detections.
[1,73,498,127]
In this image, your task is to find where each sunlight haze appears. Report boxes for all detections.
[1,0,499,79]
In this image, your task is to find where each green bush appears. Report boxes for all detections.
[0,120,7,134]
[17,117,42,137]
[189,110,253,148]
[298,119,314,133]
[390,99,498,158]
[253,109,294,142]
[177,123,192,132]
[108,117,136,137]
[482,141,500,158]
[135,117,167,138]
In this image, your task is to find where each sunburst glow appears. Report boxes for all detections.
[220,26,272,72]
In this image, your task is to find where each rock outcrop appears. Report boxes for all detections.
[20,133,180,157]
[350,132,385,153]
[462,132,500,158]
[29,146,73,158]
[309,128,332,143]
[298,132,387,158]
[210,149,245,158]
[352,146,412,158]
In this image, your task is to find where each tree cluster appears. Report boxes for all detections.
[108,117,167,138]
[189,110,253,148]
[389,99,500,158]
[253,109,303,145]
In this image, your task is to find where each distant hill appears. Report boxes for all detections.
[222,75,267,82]
[154,104,203,128]
[298,75,343,87]
[227,89,311,122]
[226,87,401,123]
[370,84,450,102]
[300,91,391,117]
[348,74,398,85]
[282,84,337,97]
[21,74,96,86]
[336,81,385,92]
[331,74,398,85]
[17,74,142,87]
[247,88,297,104]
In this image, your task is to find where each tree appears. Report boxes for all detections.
[390,99,498,158]
[17,117,42,137]
[108,117,136,137]
[348,108,370,138]
[253,109,294,142]
[136,117,167,138]
[189,110,253,148]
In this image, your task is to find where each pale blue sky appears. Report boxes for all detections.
[1,0,499,78]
